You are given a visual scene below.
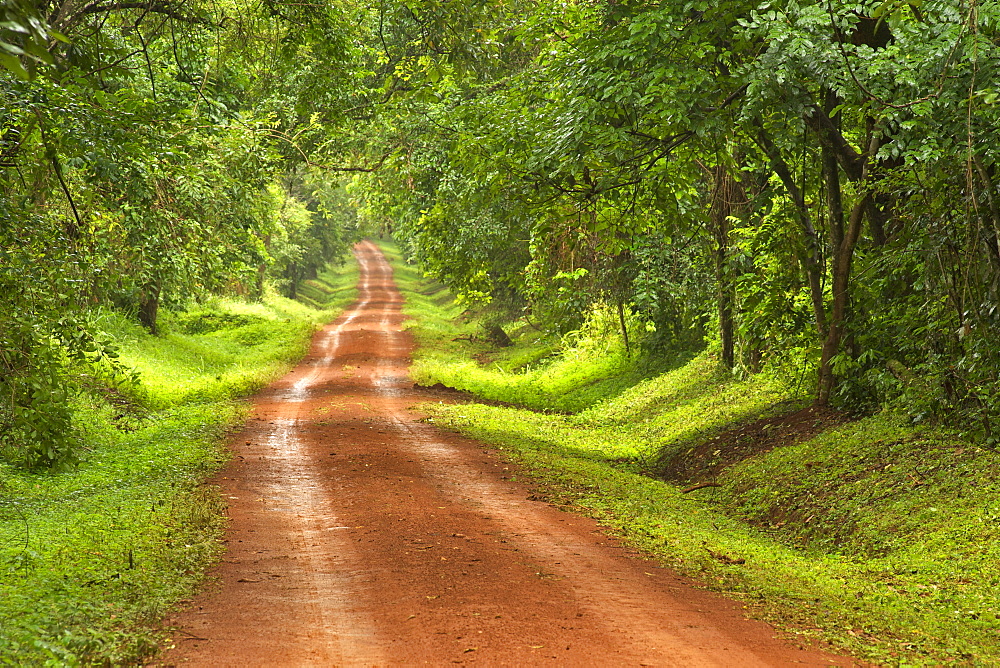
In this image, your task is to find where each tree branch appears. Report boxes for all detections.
[804,103,863,181]
[702,83,749,113]
[752,123,828,336]
[77,2,214,26]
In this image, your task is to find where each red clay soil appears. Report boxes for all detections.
[157,241,855,667]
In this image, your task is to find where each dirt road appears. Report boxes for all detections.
[160,241,851,666]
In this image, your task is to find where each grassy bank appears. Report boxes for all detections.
[0,263,356,665]
[384,244,1000,666]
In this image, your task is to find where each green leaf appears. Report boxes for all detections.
[0,51,29,79]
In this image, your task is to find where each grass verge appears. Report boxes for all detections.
[383,241,677,414]
[0,261,357,665]
[386,246,1000,666]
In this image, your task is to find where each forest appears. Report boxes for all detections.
[3,0,1000,663]
[6,0,1000,460]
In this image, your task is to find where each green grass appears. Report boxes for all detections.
[0,263,357,665]
[0,403,232,664]
[419,353,800,472]
[388,248,1000,665]
[120,266,358,410]
[295,263,359,309]
[384,241,673,414]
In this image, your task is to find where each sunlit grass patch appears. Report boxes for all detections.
[103,280,357,410]
[577,352,794,434]
[402,299,654,413]
[427,404,649,464]
[115,314,313,409]
[418,345,798,469]
[295,262,360,311]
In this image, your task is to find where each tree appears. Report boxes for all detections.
[0,0,362,464]
[351,0,1000,435]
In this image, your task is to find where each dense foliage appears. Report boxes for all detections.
[0,0,359,465]
[5,0,1000,445]
[348,0,1000,441]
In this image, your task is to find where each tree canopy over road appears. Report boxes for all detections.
[4,0,1000,465]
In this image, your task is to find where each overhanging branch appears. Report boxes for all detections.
[77,2,215,26]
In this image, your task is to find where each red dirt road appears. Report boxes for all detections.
[159,241,852,667]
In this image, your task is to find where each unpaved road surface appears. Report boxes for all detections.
[160,241,851,666]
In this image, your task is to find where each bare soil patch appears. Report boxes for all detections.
[658,405,849,484]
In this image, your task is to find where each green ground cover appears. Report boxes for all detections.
[384,244,1000,666]
[0,262,356,665]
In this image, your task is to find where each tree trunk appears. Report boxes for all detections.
[815,127,882,405]
[485,323,512,347]
[710,164,736,369]
[138,281,161,335]
[823,89,845,252]
[253,262,267,301]
[823,145,844,250]
[867,196,890,246]
[286,263,298,300]
[816,194,870,405]
[972,155,1000,271]
[617,299,631,358]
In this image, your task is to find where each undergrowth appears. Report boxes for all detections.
[0,263,356,665]
[386,244,1000,666]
